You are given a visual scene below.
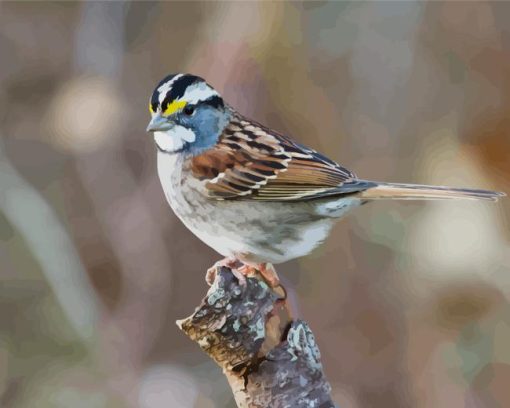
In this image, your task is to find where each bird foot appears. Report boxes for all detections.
[206,259,280,289]
[239,262,280,288]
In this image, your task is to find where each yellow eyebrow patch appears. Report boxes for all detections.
[163,100,187,116]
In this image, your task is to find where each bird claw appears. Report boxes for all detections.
[206,259,280,289]
[230,267,248,287]
[258,263,280,288]
[239,262,280,288]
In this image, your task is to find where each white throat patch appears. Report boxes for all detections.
[154,125,196,153]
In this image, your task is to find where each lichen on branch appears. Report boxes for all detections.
[177,266,335,408]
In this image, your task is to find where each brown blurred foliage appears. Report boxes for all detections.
[0,2,509,407]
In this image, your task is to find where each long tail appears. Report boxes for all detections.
[358,181,505,202]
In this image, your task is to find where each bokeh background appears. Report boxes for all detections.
[1,1,509,407]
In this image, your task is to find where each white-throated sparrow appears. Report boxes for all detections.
[147,73,504,285]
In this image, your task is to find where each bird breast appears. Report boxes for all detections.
[156,151,358,264]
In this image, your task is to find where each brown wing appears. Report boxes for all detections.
[190,114,375,201]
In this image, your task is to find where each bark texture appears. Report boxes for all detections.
[177,266,335,408]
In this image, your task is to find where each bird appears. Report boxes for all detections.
[146,73,505,286]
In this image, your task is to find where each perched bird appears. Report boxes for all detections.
[147,73,504,285]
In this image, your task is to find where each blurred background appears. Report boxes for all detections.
[0,1,509,407]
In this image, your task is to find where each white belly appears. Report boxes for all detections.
[157,151,360,264]
[157,151,251,259]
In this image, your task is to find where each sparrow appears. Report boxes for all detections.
[146,73,504,286]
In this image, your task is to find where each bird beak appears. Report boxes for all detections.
[146,113,173,132]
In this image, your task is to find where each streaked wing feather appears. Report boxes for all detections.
[190,114,373,201]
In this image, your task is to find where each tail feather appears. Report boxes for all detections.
[358,181,505,202]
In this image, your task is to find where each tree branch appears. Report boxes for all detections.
[177,266,335,408]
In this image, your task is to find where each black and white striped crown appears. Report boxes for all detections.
[150,73,224,114]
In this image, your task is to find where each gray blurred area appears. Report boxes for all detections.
[1,2,509,407]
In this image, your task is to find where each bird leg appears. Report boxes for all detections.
[206,259,280,289]
[238,262,280,288]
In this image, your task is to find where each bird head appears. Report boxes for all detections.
[147,74,230,155]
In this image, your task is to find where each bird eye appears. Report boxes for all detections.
[183,105,195,116]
